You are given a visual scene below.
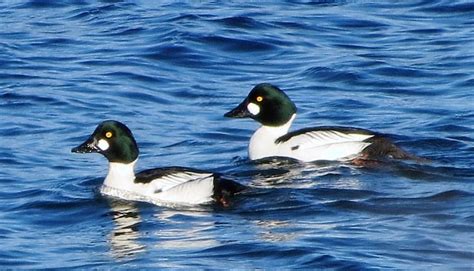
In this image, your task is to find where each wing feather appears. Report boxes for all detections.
[276,128,375,161]
[284,130,374,148]
[135,167,213,192]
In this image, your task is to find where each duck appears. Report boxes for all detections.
[72,120,245,206]
[224,83,415,163]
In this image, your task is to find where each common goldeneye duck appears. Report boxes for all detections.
[224,83,415,163]
[72,120,245,206]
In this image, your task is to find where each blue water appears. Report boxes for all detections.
[1,0,473,269]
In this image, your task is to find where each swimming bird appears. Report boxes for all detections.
[72,120,245,206]
[224,83,415,163]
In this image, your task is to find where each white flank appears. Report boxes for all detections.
[279,130,374,162]
[153,176,215,205]
[293,141,372,162]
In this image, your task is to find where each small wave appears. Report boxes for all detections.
[414,2,474,14]
[198,35,276,53]
[213,15,267,29]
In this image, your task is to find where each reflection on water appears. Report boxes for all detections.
[153,209,219,250]
[107,200,221,258]
[248,158,365,190]
[107,200,145,259]
[106,199,302,257]
[255,219,298,243]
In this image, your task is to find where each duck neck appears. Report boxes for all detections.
[104,159,137,191]
[255,113,296,140]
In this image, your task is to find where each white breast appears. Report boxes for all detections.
[103,161,139,192]
[249,115,295,160]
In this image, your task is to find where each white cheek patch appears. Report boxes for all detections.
[97,139,110,151]
[247,102,260,116]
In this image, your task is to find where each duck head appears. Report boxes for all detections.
[224,83,297,126]
[72,120,139,163]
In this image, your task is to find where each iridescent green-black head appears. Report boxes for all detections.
[72,120,139,163]
[224,83,297,126]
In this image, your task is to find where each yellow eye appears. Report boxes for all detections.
[105,131,113,138]
[256,96,263,102]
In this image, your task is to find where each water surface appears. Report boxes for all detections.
[1,0,473,269]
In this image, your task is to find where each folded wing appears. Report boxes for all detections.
[276,128,375,161]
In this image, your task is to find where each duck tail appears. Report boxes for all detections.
[364,136,429,163]
[213,176,246,207]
